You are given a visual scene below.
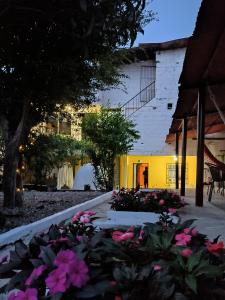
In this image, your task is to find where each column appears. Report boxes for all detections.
[195,87,206,207]
[181,118,187,196]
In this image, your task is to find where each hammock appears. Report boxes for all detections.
[204,144,225,171]
[204,86,225,171]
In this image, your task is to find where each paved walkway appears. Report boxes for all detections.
[91,188,225,241]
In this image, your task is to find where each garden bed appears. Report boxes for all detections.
[110,189,186,214]
[1,210,225,300]
[0,191,104,233]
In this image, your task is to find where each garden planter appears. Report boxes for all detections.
[1,210,225,300]
[94,211,179,228]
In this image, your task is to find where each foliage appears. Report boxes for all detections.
[111,189,187,213]
[0,0,153,207]
[82,107,140,191]
[0,129,4,180]
[1,212,225,300]
[23,134,85,185]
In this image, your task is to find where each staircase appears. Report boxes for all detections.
[120,81,156,118]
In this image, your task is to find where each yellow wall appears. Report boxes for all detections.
[120,155,197,189]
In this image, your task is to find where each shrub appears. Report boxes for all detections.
[0,211,225,300]
[111,189,187,213]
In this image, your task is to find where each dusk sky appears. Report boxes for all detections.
[134,0,202,46]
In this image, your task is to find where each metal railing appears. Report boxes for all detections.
[120,81,156,118]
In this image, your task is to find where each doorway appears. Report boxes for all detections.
[133,163,149,188]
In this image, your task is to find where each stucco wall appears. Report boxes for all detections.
[97,60,155,107]
[98,47,187,156]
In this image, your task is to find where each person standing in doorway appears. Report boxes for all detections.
[143,166,148,188]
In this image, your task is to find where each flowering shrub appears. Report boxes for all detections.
[0,211,225,300]
[111,189,187,214]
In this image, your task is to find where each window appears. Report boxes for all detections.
[167,103,173,110]
[140,66,156,102]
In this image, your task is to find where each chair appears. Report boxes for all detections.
[205,163,222,202]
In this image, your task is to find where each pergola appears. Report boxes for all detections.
[166,0,225,206]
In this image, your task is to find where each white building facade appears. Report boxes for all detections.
[97,38,197,189]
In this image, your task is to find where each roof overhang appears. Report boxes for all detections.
[167,0,225,142]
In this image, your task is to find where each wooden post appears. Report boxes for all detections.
[181,118,187,196]
[195,87,205,207]
[175,132,179,190]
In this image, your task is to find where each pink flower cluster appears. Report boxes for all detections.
[175,227,198,247]
[45,249,89,294]
[72,210,96,224]
[168,208,177,214]
[112,228,134,242]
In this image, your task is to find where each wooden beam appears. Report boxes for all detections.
[195,87,206,207]
[181,118,187,196]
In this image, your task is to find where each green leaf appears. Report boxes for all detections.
[48,225,61,240]
[185,274,197,293]
[6,270,30,292]
[177,219,196,231]
[15,240,28,259]
[76,281,110,298]
[40,246,56,266]
[187,251,203,272]
[29,259,43,268]
[51,293,62,300]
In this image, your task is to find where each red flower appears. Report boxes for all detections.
[206,241,225,255]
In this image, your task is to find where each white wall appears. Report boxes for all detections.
[98,60,155,107]
[98,47,186,156]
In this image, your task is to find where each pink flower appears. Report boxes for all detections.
[80,215,91,223]
[25,265,47,286]
[138,230,145,241]
[159,199,165,205]
[153,264,161,271]
[72,211,85,222]
[8,288,38,300]
[175,233,192,246]
[112,231,134,242]
[183,228,190,234]
[168,208,177,214]
[45,269,70,294]
[180,248,193,257]
[206,241,225,255]
[76,235,83,242]
[191,228,198,236]
[54,250,77,272]
[85,211,96,216]
[69,260,89,288]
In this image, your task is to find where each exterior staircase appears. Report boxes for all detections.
[120,81,156,118]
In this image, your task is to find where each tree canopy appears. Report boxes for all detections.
[0,0,152,207]
[82,107,140,190]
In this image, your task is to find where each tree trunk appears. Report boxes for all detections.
[15,153,24,207]
[1,104,28,208]
[3,140,19,208]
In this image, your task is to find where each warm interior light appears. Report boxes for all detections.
[173,155,178,161]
